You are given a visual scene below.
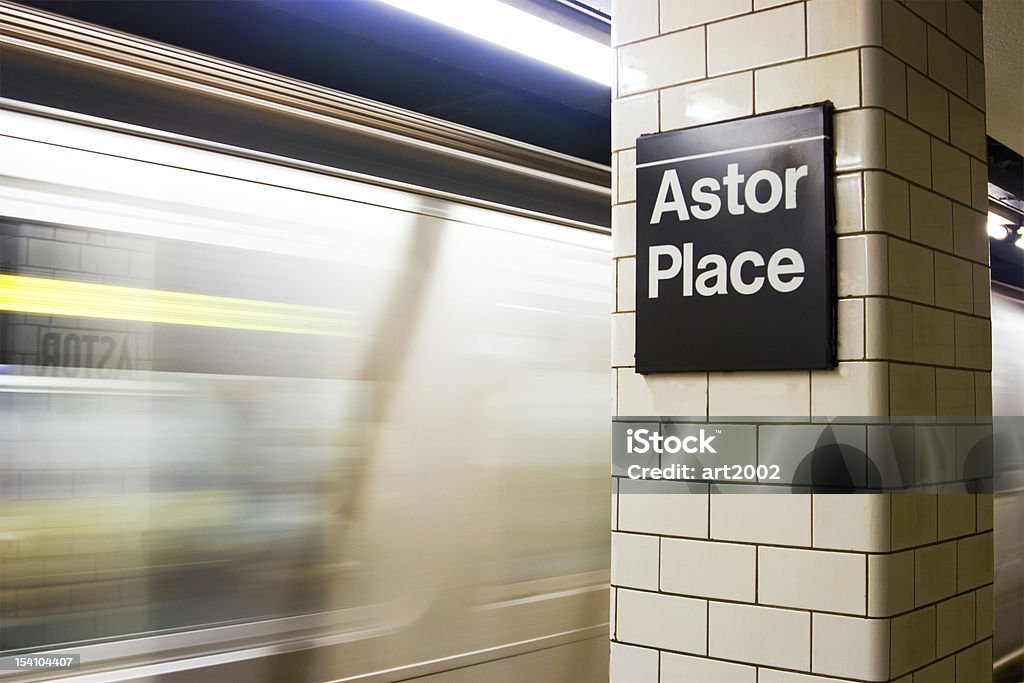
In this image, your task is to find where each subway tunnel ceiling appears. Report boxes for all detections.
[11,0,613,165]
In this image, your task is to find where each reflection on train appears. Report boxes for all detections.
[0,25,611,678]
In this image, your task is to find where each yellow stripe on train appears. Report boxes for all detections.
[0,273,353,336]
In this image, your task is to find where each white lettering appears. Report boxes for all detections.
[767,248,805,292]
[650,169,690,224]
[648,244,682,298]
[744,169,783,214]
[730,250,766,295]
[785,165,808,209]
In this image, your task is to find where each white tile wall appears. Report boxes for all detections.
[617,589,707,653]
[811,614,890,681]
[610,642,659,682]
[618,478,709,537]
[660,651,756,683]
[755,50,861,113]
[708,602,810,670]
[758,547,866,614]
[618,28,706,95]
[612,532,659,589]
[660,73,753,131]
[813,494,891,551]
[661,538,755,601]
[711,494,810,546]
[868,550,915,617]
[660,0,751,32]
[611,0,992,678]
[706,4,805,76]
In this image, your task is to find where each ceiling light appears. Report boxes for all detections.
[987,211,1013,240]
[372,0,612,86]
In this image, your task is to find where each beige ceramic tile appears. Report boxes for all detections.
[837,109,886,172]
[885,114,931,187]
[661,652,756,683]
[618,28,706,95]
[617,588,708,653]
[907,70,949,140]
[927,26,968,97]
[890,606,936,676]
[712,493,810,546]
[611,532,659,590]
[613,91,659,151]
[616,257,636,313]
[839,234,889,297]
[956,531,993,591]
[915,540,957,606]
[931,138,971,206]
[661,0,752,32]
[949,95,986,160]
[612,203,636,258]
[881,0,927,71]
[865,297,913,361]
[954,313,991,370]
[951,203,988,265]
[612,312,635,367]
[756,50,860,113]
[814,493,891,552]
[708,370,809,416]
[807,0,881,55]
[966,53,985,110]
[709,602,810,670]
[661,537,756,601]
[971,264,991,317]
[707,4,805,76]
[618,478,709,537]
[889,362,936,416]
[904,0,945,30]
[758,546,866,614]
[955,641,993,683]
[812,362,890,416]
[612,0,658,46]
[888,238,934,304]
[946,0,983,58]
[911,305,954,366]
[617,368,708,416]
[936,368,975,416]
[661,72,753,131]
[868,550,914,616]
[863,171,910,237]
[909,185,953,251]
[933,252,973,314]
[610,642,659,683]
[835,172,864,234]
[811,613,890,680]
[836,299,865,360]
[861,47,907,117]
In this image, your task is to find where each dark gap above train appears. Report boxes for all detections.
[10,0,613,165]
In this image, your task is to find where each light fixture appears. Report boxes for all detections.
[372,0,612,86]
[987,211,1013,240]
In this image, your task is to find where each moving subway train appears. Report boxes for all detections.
[0,4,610,681]
[0,3,1022,682]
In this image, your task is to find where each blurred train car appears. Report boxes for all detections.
[0,3,610,681]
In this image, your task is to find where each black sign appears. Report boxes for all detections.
[635,104,836,373]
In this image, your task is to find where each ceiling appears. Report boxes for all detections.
[12,0,613,164]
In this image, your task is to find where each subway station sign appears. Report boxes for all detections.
[635,104,836,373]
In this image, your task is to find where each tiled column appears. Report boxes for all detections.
[610,1,993,681]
